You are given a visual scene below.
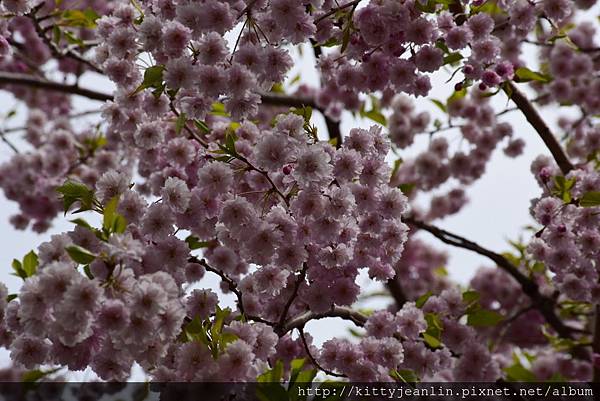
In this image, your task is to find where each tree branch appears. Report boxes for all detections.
[0,73,340,146]
[386,278,407,309]
[0,129,19,153]
[28,9,103,74]
[190,256,275,327]
[276,263,308,333]
[0,71,113,101]
[299,327,347,378]
[403,216,577,340]
[503,81,574,175]
[283,306,368,334]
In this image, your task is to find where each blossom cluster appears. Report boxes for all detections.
[0,0,598,386]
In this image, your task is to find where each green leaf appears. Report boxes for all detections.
[422,332,442,348]
[56,180,96,214]
[504,362,537,382]
[447,87,467,106]
[102,196,127,235]
[70,218,93,230]
[580,191,600,207]
[224,132,237,154]
[257,360,284,383]
[398,182,416,195]
[52,25,61,44]
[185,235,213,250]
[211,102,230,117]
[175,112,187,134]
[83,265,94,279]
[552,176,576,203]
[289,358,306,385]
[415,0,438,13]
[132,65,165,96]
[22,368,60,383]
[462,290,480,305]
[340,22,352,54]
[66,245,96,265]
[434,266,448,276]
[103,196,118,231]
[467,309,504,327]
[390,369,419,383]
[60,8,100,28]
[415,291,433,308]
[514,67,551,83]
[430,99,447,113]
[184,316,210,345]
[11,259,27,280]
[6,294,17,302]
[318,37,339,47]
[22,251,38,277]
[63,30,84,46]
[359,109,387,126]
[422,313,443,349]
[443,52,463,65]
[211,306,231,339]
[291,106,313,124]
[194,120,210,134]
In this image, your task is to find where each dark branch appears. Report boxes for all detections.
[283,306,368,334]
[276,263,308,333]
[0,72,112,101]
[386,278,407,309]
[0,73,338,146]
[190,257,275,327]
[404,216,577,340]
[299,327,347,378]
[503,81,574,175]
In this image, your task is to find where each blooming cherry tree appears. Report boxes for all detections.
[0,0,598,385]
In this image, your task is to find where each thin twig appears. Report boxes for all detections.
[28,9,103,74]
[299,327,347,378]
[0,130,19,153]
[314,0,361,24]
[191,256,275,327]
[277,263,308,333]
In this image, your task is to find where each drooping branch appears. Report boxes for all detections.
[403,216,577,340]
[503,81,574,175]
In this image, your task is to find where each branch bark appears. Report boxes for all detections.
[0,72,341,146]
[503,81,574,175]
[283,306,368,333]
[404,216,577,340]
[0,71,113,101]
